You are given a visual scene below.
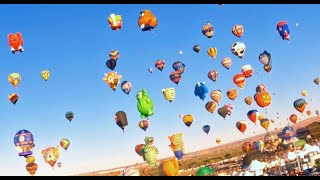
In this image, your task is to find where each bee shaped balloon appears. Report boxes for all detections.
[162,88,175,102]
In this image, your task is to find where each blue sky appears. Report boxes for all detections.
[0,4,319,176]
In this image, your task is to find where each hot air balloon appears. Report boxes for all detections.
[60,139,70,151]
[162,158,179,176]
[139,120,149,132]
[210,90,222,104]
[26,163,38,176]
[207,70,218,82]
[316,110,319,116]
[162,87,175,102]
[242,142,252,154]
[106,59,117,70]
[196,167,214,176]
[236,121,247,134]
[107,13,122,30]
[251,140,264,152]
[289,114,298,124]
[247,110,259,125]
[155,60,165,71]
[258,115,264,121]
[260,118,270,132]
[172,61,185,74]
[14,130,35,157]
[207,47,217,59]
[168,133,185,160]
[244,96,253,106]
[231,42,246,59]
[221,57,232,70]
[115,111,128,132]
[263,63,272,73]
[102,71,122,91]
[314,78,320,85]
[293,98,307,113]
[256,84,267,93]
[194,82,208,101]
[202,125,210,134]
[8,73,21,88]
[182,114,193,127]
[301,90,307,97]
[202,22,214,38]
[259,51,271,65]
[227,88,238,101]
[41,70,50,81]
[40,146,60,168]
[205,101,217,114]
[121,81,132,95]
[193,45,200,53]
[276,20,290,41]
[254,91,272,108]
[281,126,297,144]
[8,32,24,54]
[57,162,62,168]
[232,24,244,38]
[26,156,35,164]
[138,10,158,31]
[136,89,154,119]
[121,167,140,176]
[148,68,153,73]
[307,110,311,116]
[8,93,19,105]
[218,106,228,119]
[233,73,246,89]
[109,50,119,60]
[169,71,182,85]
[65,111,74,123]
[270,118,275,123]
[224,103,234,116]
[241,64,253,78]
[135,144,145,156]
[216,138,221,144]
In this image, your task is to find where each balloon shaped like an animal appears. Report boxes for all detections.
[142,137,159,167]
[40,146,60,168]
[138,10,158,31]
[137,89,154,119]
[168,133,185,160]
[194,82,208,101]
[162,157,179,176]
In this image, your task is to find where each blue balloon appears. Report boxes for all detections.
[194,82,208,101]
[281,126,297,141]
[202,125,210,134]
[14,129,35,157]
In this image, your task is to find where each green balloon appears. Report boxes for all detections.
[136,89,154,119]
[196,167,214,176]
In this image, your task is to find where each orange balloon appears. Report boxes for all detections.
[102,71,122,91]
[233,73,246,89]
[258,115,264,121]
[226,89,238,100]
[207,47,217,59]
[162,158,179,176]
[289,114,298,124]
[244,96,253,106]
[232,25,244,38]
[254,91,272,108]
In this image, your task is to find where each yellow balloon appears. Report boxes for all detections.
[26,156,35,164]
[41,70,50,81]
[301,90,307,97]
[207,47,217,59]
[258,115,264,121]
[8,73,21,88]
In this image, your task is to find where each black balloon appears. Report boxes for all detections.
[106,59,117,70]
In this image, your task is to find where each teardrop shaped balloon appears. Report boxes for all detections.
[182,114,193,127]
[138,120,149,132]
[155,60,165,71]
[169,71,182,85]
[172,61,185,74]
[106,59,117,70]
[247,110,259,125]
[60,139,70,151]
[242,142,252,153]
[314,78,320,85]
[216,138,221,144]
[208,70,218,82]
[207,47,217,59]
[232,24,244,38]
[263,63,272,73]
[205,101,217,114]
[148,68,153,73]
[258,115,264,121]
[301,90,307,97]
[218,106,228,119]
[252,140,264,152]
[8,73,21,88]
[293,98,307,113]
[233,73,246,89]
[289,114,298,124]
[210,90,222,104]
[41,70,51,81]
[65,111,74,123]
[202,22,214,38]
[121,81,132,95]
[8,93,19,105]
[260,118,270,132]
[226,88,238,101]
[193,45,200,53]
[307,110,311,116]
[244,96,253,106]
[236,121,247,134]
[57,162,62,168]
[221,57,232,70]
[202,125,210,134]
[316,110,319,116]
[135,144,145,156]
[256,84,267,93]
[26,163,38,176]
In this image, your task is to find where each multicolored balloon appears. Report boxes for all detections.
[207,47,217,59]
[208,70,218,82]
[193,45,201,53]
[172,61,185,74]
[241,64,253,78]
[8,73,21,88]
[226,89,238,101]
[40,146,60,168]
[236,121,247,134]
[276,20,290,41]
[293,98,307,113]
[182,114,193,127]
[205,101,217,114]
[169,71,182,85]
[259,51,271,65]
[109,50,119,60]
[202,22,214,38]
[247,109,259,125]
[155,60,165,71]
[138,120,149,132]
[60,139,70,151]
[232,24,244,38]
[121,81,132,95]
[233,73,246,89]
[210,90,222,104]
[221,57,232,70]
[260,118,270,131]
[14,129,35,157]
[108,14,122,30]
[8,93,19,105]
[244,96,253,106]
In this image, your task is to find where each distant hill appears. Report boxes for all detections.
[76,116,320,176]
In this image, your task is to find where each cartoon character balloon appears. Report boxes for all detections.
[138,10,158,31]
[194,82,208,101]
[259,51,271,65]
[231,42,246,59]
[162,158,179,176]
[8,73,21,88]
[162,87,175,102]
[40,146,60,168]
[102,71,122,91]
[136,89,154,119]
[108,13,122,30]
[121,81,132,95]
[14,130,35,157]
[141,137,159,166]
[276,20,290,41]
[168,133,185,160]
[8,32,24,54]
